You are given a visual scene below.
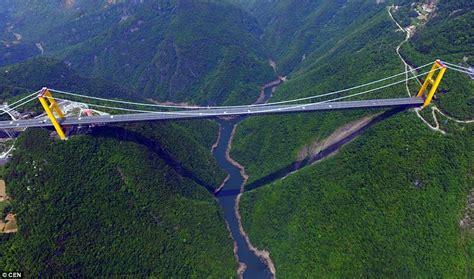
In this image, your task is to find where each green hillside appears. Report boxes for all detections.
[0,55,233,276]
[238,0,392,74]
[232,0,473,186]
[399,3,474,119]
[0,122,234,277]
[0,58,134,101]
[241,112,473,277]
[235,0,474,277]
[0,33,234,276]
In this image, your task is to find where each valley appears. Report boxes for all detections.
[0,0,473,278]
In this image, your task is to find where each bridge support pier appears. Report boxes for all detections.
[417,59,447,108]
[38,87,67,140]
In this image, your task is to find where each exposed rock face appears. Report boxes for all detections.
[296,115,378,162]
[63,0,75,9]
[460,188,474,234]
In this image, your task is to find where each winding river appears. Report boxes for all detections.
[211,82,406,278]
[213,86,275,278]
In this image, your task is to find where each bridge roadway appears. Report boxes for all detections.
[0,97,424,129]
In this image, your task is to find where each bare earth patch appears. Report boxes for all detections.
[255,77,286,104]
[0,180,18,233]
[460,188,474,234]
[296,114,379,162]
[1,213,17,233]
[0,179,6,201]
[3,214,17,233]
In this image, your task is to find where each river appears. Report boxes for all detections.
[213,86,275,278]
[211,83,408,278]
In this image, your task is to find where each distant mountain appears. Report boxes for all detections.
[0,0,275,105]
[0,57,134,101]
[238,0,391,75]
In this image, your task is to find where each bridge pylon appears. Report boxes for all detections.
[417,59,447,108]
[38,87,67,140]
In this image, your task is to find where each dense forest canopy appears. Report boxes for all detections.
[0,0,472,277]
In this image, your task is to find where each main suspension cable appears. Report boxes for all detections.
[46,68,438,117]
[48,62,433,110]
[7,90,41,108]
[443,61,471,71]
[445,65,473,76]
[0,95,39,117]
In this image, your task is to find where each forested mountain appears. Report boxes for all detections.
[0,0,472,277]
[0,58,134,101]
[1,123,235,277]
[400,2,474,118]
[0,0,275,105]
[234,0,474,277]
[233,0,473,185]
[232,1,409,185]
[0,1,249,276]
[238,0,392,74]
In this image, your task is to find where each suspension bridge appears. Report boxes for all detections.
[0,60,471,140]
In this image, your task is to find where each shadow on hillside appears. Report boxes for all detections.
[90,126,216,194]
[244,107,407,193]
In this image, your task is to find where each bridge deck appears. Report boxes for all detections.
[0,97,424,129]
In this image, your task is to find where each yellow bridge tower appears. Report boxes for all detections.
[416,59,447,108]
[38,87,67,140]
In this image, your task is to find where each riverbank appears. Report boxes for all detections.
[212,77,283,278]
[226,125,276,277]
[255,77,286,104]
[296,114,379,163]
[220,76,383,277]
[213,118,273,278]
[223,78,286,277]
